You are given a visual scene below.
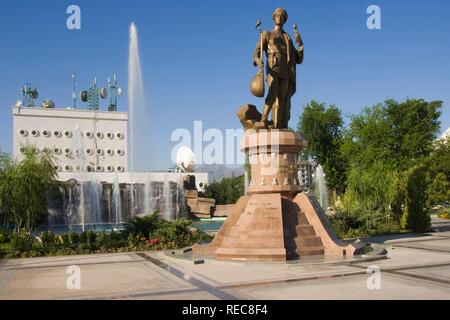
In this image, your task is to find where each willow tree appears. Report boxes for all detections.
[341,99,442,223]
[0,146,58,233]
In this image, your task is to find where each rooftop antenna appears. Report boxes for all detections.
[79,76,108,110]
[21,83,39,108]
[88,77,100,110]
[108,74,122,111]
[71,71,78,109]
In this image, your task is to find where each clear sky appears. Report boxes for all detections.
[1,0,449,171]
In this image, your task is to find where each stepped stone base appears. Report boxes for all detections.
[193,192,364,261]
[192,129,365,261]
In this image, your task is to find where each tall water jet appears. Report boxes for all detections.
[128,22,149,216]
[313,165,329,210]
[128,22,146,172]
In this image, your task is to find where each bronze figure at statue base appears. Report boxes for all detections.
[193,8,365,261]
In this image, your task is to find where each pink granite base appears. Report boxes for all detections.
[192,130,365,261]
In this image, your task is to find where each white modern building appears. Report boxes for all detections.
[298,159,316,190]
[13,106,128,174]
[12,104,208,192]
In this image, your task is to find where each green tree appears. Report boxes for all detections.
[401,165,431,232]
[297,100,348,194]
[343,161,398,214]
[342,99,442,171]
[427,172,450,206]
[0,146,59,233]
[424,137,450,206]
[341,99,442,217]
[384,99,442,170]
[204,175,244,205]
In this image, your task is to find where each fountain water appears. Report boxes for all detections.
[128,22,149,217]
[72,125,103,230]
[163,175,173,221]
[313,164,329,210]
[43,24,196,232]
[112,174,122,225]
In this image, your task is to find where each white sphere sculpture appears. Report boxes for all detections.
[176,146,196,173]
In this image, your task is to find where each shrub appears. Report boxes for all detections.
[124,212,160,238]
[438,209,450,220]
[96,231,107,247]
[0,229,11,244]
[40,231,59,247]
[79,231,88,244]
[329,209,401,239]
[68,232,80,244]
[60,233,70,245]
[149,218,212,249]
[86,230,97,244]
[10,230,35,253]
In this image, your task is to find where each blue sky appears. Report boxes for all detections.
[0,0,449,170]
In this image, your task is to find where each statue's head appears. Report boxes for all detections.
[272,8,288,26]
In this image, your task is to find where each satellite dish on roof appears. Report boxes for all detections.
[100,87,108,99]
[80,91,88,102]
[176,146,196,173]
[41,99,55,108]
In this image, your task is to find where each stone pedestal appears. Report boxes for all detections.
[193,130,364,261]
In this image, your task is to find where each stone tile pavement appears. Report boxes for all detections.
[1,217,450,300]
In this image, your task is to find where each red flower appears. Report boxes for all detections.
[148,238,160,246]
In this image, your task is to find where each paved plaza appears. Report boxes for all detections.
[1,216,450,300]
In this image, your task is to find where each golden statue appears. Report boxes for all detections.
[250,8,304,129]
